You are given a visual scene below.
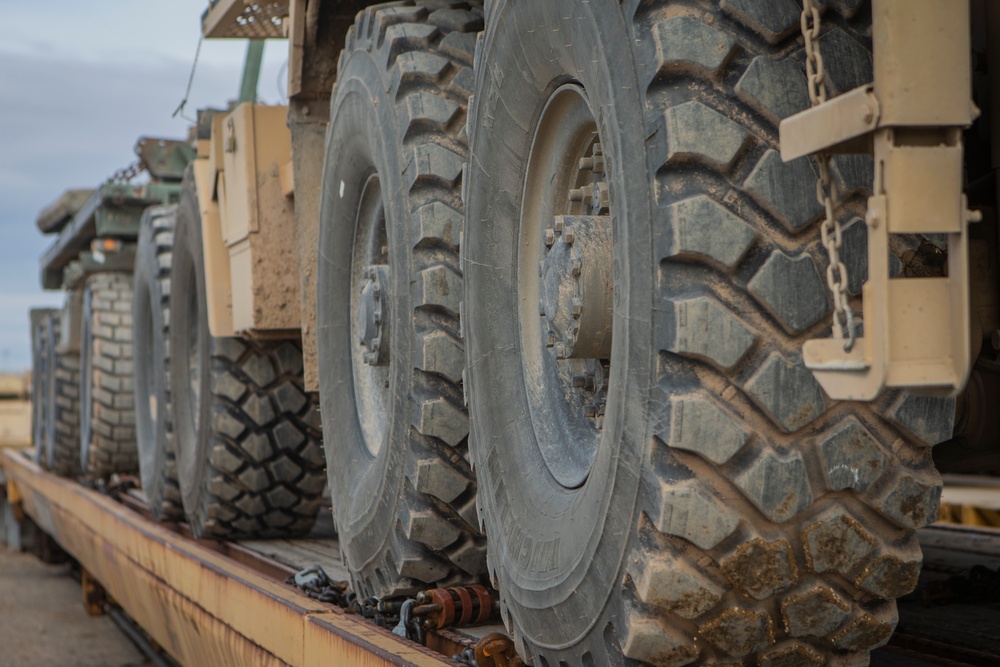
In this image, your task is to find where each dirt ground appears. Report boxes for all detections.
[0,546,150,667]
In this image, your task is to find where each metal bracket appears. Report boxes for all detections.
[780,85,880,161]
[780,0,977,401]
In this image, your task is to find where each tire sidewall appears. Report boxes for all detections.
[465,1,653,648]
[42,314,58,470]
[33,316,49,467]
[317,48,416,583]
[133,215,170,507]
[170,174,214,522]
[79,283,94,473]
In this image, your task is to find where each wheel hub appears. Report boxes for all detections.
[516,83,615,488]
[357,265,389,365]
[540,214,613,360]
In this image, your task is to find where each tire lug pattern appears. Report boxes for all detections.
[758,642,825,667]
[719,537,799,600]
[659,394,750,465]
[647,480,740,551]
[660,296,758,372]
[817,27,873,96]
[748,250,831,334]
[464,2,958,665]
[628,546,725,620]
[887,393,958,446]
[619,609,699,667]
[325,0,485,599]
[652,16,737,79]
[721,0,803,45]
[661,195,757,271]
[665,101,750,172]
[43,313,82,476]
[856,548,922,600]
[877,468,943,530]
[81,272,138,478]
[736,56,811,126]
[743,352,827,433]
[744,151,824,233]
[831,611,896,652]
[803,511,877,577]
[781,587,851,638]
[817,418,888,492]
[700,607,776,657]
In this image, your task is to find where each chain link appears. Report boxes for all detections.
[110,160,144,184]
[800,0,856,351]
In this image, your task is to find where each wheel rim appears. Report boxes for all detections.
[350,174,391,457]
[518,84,612,489]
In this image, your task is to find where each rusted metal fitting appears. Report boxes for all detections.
[82,568,108,617]
[413,585,494,629]
[5,479,24,522]
[474,632,526,667]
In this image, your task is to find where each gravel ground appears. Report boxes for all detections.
[0,546,150,667]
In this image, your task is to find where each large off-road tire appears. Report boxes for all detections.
[44,313,82,477]
[317,1,485,597]
[464,2,952,665]
[31,310,55,467]
[171,170,326,539]
[133,205,184,522]
[80,272,138,479]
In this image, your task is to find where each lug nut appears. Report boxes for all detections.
[564,228,575,244]
[568,188,587,203]
[545,229,556,246]
[553,218,564,232]
[579,155,605,173]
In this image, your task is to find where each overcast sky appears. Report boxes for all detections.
[0,1,290,372]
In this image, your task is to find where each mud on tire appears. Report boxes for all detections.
[317,0,486,597]
[171,170,326,539]
[464,2,952,665]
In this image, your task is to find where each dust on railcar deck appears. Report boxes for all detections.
[0,546,150,667]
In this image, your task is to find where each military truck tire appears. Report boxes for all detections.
[80,272,138,479]
[134,205,184,521]
[31,311,53,467]
[464,2,950,664]
[170,171,326,539]
[317,1,485,597]
[45,313,82,477]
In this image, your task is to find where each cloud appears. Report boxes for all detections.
[0,49,236,372]
[0,3,292,375]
